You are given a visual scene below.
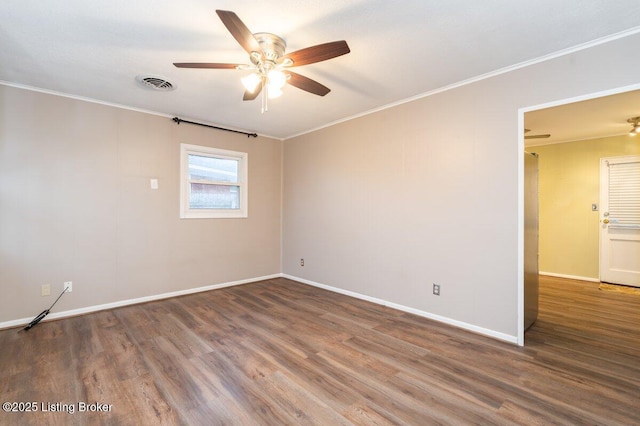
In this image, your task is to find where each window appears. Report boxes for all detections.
[180,144,248,218]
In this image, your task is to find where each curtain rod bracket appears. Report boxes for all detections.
[172,117,257,138]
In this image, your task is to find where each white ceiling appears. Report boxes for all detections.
[1,0,640,140]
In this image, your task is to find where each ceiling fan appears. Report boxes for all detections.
[174,10,350,110]
[524,129,551,140]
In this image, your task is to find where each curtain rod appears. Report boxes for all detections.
[172,117,258,138]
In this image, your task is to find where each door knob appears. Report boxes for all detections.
[603,218,610,224]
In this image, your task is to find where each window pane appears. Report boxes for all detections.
[180,144,247,219]
[189,183,240,209]
[188,154,238,183]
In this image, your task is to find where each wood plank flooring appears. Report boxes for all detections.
[0,276,638,425]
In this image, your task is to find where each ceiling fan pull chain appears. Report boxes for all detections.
[262,81,268,113]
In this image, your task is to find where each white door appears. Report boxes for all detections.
[599,155,640,287]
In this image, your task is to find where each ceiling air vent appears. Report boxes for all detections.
[135,75,175,91]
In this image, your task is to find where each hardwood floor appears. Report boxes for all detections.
[0,276,638,425]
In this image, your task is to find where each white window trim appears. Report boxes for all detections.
[180,143,248,219]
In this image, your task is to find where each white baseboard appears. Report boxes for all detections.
[539,271,600,283]
[282,274,518,345]
[5,273,518,346]
[0,274,282,330]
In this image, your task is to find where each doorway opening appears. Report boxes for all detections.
[518,84,640,345]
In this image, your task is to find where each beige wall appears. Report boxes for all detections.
[0,85,282,323]
[3,33,640,340]
[283,33,640,340]
[533,135,640,280]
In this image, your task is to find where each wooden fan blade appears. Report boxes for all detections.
[216,10,261,55]
[173,63,240,69]
[287,72,330,96]
[280,41,350,67]
[243,84,263,101]
[525,134,551,139]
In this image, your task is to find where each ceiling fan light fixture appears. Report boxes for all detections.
[241,73,261,93]
[267,70,287,90]
[267,86,283,99]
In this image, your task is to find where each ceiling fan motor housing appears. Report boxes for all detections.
[253,33,286,64]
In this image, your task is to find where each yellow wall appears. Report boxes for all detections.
[533,135,640,280]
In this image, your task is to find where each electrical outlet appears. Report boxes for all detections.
[41,284,51,296]
[64,281,73,292]
[300,258,304,267]
[433,284,441,296]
